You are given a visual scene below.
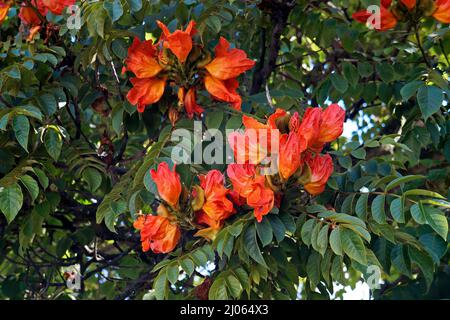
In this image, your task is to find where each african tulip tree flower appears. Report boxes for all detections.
[228,108,286,164]
[133,204,181,253]
[298,104,345,153]
[150,162,182,209]
[303,153,334,196]
[203,37,255,110]
[127,77,166,112]
[205,37,255,80]
[125,38,163,78]
[42,0,75,15]
[194,170,234,240]
[278,132,307,181]
[352,2,397,31]
[157,20,196,63]
[19,0,48,26]
[227,163,274,222]
[433,0,450,23]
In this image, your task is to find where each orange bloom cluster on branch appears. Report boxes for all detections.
[134,105,345,254]
[353,0,450,31]
[124,20,255,117]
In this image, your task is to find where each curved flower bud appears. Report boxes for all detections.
[150,162,182,208]
[303,153,334,196]
[278,132,307,181]
[184,88,204,118]
[19,0,48,26]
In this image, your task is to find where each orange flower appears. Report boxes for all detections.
[133,205,181,253]
[184,87,204,118]
[352,2,397,31]
[19,0,47,26]
[228,109,285,164]
[204,74,242,110]
[278,132,307,181]
[247,179,274,222]
[303,153,334,196]
[299,104,345,153]
[125,37,163,79]
[126,77,166,112]
[205,37,255,80]
[433,0,450,23]
[0,1,10,24]
[42,0,75,15]
[150,162,182,208]
[194,170,234,241]
[199,170,234,222]
[194,210,223,241]
[157,20,196,63]
[227,163,274,222]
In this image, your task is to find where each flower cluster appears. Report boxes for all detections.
[133,105,345,254]
[353,0,450,31]
[124,20,255,117]
[0,0,75,41]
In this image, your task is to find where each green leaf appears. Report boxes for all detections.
[423,207,448,240]
[19,175,39,202]
[180,258,195,277]
[0,183,24,223]
[153,272,169,300]
[391,245,411,277]
[357,62,373,77]
[301,219,316,247]
[371,194,387,224]
[166,263,179,285]
[342,62,359,87]
[209,277,228,300]
[416,86,443,120]
[355,193,369,219]
[403,189,445,199]
[408,246,434,289]
[341,228,367,265]
[44,127,63,161]
[330,73,348,93]
[350,148,366,160]
[82,167,102,193]
[243,225,267,268]
[225,274,243,298]
[329,226,343,256]
[268,215,286,242]
[317,224,329,256]
[12,115,29,152]
[400,81,423,101]
[376,62,394,83]
[306,251,321,290]
[37,93,57,116]
[33,168,49,190]
[385,175,425,191]
[410,203,426,224]
[205,110,223,129]
[255,218,273,247]
[104,0,123,23]
[389,197,405,223]
[206,16,222,33]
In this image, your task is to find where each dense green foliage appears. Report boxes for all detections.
[0,0,449,300]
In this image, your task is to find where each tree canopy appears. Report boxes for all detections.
[0,0,449,300]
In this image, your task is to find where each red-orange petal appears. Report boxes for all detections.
[126,77,166,112]
[204,74,242,110]
[125,37,163,78]
[205,37,255,80]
